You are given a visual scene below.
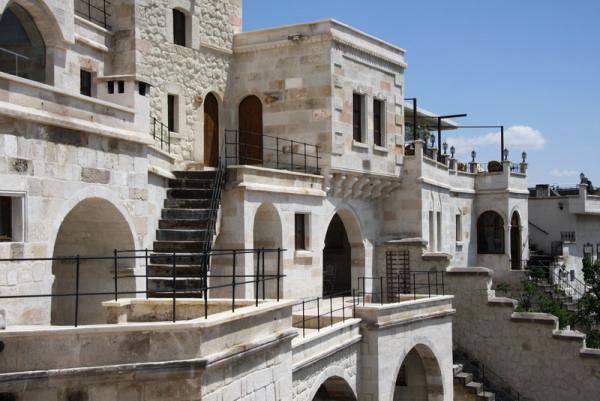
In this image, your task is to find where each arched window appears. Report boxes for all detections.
[477,211,505,254]
[173,9,187,46]
[0,3,46,83]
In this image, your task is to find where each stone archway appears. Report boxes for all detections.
[510,211,522,270]
[323,208,365,297]
[393,345,444,401]
[253,203,282,298]
[313,376,357,401]
[51,198,135,325]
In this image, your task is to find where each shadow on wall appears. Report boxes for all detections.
[51,198,135,325]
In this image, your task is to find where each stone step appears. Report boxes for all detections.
[162,208,211,220]
[454,372,473,386]
[465,382,483,395]
[150,253,208,265]
[164,198,211,209]
[147,264,205,277]
[168,178,214,189]
[159,219,209,229]
[476,391,495,401]
[153,240,209,253]
[167,189,213,200]
[156,229,208,242]
[453,364,464,376]
[173,170,217,180]
[148,277,204,291]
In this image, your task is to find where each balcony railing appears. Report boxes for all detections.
[75,0,112,29]
[224,129,321,175]
[151,117,171,153]
[0,47,29,78]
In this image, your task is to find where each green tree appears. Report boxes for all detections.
[576,258,600,348]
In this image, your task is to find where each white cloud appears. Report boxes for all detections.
[550,169,579,178]
[446,125,546,157]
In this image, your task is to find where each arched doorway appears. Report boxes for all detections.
[203,92,219,167]
[393,345,444,401]
[477,211,505,255]
[0,2,47,83]
[313,376,357,401]
[238,95,263,165]
[253,203,282,298]
[510,211,522,270]
[323,214,352,297]
[51,198,135,325]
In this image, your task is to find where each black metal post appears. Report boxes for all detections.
[261,248,265,300]
[413,272,416,300]
[276,137,279,169]
[145,248,149,299]
[276,248,281,302]
[435,271,439,295]
[437,117,442,156]
[232,250,236,312]
[74,255,80,327]
[352,289,356,317]
[302,300,305,337]
[317,297,320,331]
[255,249,259,307]
[304,143,307,173]
[172,251,176,322]
[113,249,118,301]
[290,140,294,171]
[330,295,333,327]
[362,277,365,306]
[342,295,345,322]
[501,126,505,161]
[380,276,384,305]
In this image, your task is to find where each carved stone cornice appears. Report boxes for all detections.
[327,170,400,201]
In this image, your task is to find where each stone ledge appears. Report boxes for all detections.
[422,252,452,261]
[446,267,493,276]
[552,330,586,342]
[580,348,600,358]
[510,312,558,326]
[488,297,518,308]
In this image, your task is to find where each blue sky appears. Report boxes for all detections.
[244,0,600,185]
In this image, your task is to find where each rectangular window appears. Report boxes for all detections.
[428,211,435,251]
[353,93,364,142]
[173,9,187,46]
[295,213,307,250]
[80,69,92,97]
[455,214,462,243]
[561,231,576,243]
[0,197,12,242]
[168,94,178,132]
[374,99,384,147]
[107,81,114,94]
[117,81,125,93]
[436,212,442,252]
[139,82,148,96]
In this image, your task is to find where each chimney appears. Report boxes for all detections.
[535,184,550,198]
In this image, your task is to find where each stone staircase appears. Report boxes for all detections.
[453,364,496,401]
[148,170,218,297]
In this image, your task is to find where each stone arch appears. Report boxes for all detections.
[323,206,365,297]
[253,203,283,298]
[49,191,138,326]
[476,210,505,255]
[391,343,444,401]
[308,367,357,401]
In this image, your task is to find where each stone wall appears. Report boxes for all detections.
[446,267,600,401]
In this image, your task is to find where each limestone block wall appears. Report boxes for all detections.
[0,119,159,325]
[446,267,600,401]
[136,0,241,163]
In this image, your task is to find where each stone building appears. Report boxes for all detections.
[528,174,600,290]
[2,1,597,401]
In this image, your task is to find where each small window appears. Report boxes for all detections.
[374,99,384,147]
[117,81,125,93]
[353,93,364,142]
[173,9,186,46]
[0,197,12,242]
[107,81,114,94]
[477,211,505,254]
[80,69,92,97]
[436,211,442,252]
[139,82,148,96]
[167,94,178,132]
[295,213,307,250]
[561,231,576,243]
[428,211,435,251]
[0,195,24,242]
[455,214,462,243]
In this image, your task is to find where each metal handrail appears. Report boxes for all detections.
[357,271,446,305]
[0,248,285,326]
[75,0,112,29]
[151,116,171,153]
[224,129,321,175]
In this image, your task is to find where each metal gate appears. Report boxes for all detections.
[386,250,410,301]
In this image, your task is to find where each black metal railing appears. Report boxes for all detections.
[75,0,112,29]
[202,153,226,251]
[423,146,435,160]
[293,290,356,337]
[0,248,285,326]
[224,129,321,175]
[151,117,171,153]
[356,271,446,305]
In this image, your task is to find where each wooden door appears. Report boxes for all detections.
[238,95,263,165]
[203,93,219,167]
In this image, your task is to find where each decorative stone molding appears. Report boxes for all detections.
[327,170,400,200]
